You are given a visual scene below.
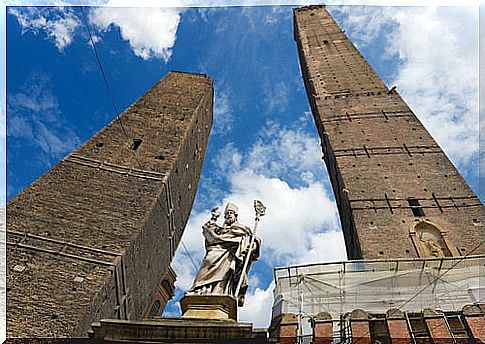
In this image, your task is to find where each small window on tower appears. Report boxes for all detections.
[408,197,425,217]
[131,138,143,151]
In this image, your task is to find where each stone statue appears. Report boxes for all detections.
[188,202,261,306]
[413,221,452,258]
[420,236,445,257]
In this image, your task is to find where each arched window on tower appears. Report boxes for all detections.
[149,299,161,318]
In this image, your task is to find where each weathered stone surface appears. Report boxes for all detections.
[350,309,371,320]
[180,294,238,321]
[294,5,485,259]
[313,311,331,321]
[7,71,213,337]
[89,318,268,343]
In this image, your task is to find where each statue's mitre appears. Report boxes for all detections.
[225,202,239,214]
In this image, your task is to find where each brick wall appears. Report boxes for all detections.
[307,307,484,343]
[7,72,213,337]
[294,5,485,259]
[269,313,298,344]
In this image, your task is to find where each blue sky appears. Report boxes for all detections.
[5,4,480,327]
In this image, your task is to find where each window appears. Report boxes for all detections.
[406,313,431,343]
[370,317,390,344]
[408,197,425,217]
[131,138,143,151]
[149,299,161,317]
[444,314,471,340]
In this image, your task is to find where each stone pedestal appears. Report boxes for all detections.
[89,318,268,343]
[180,294,238,321]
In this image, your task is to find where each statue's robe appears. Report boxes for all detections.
[189,221,260,305]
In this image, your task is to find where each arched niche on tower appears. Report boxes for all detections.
[409,220,458,258]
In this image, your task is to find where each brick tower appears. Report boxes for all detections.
[7,72,213,337]
[294,5,485,260]
[269,7,484,343]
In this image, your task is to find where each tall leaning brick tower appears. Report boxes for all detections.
[293,5,485,260]
[7,72,213,337]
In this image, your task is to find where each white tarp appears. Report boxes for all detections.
[273,255,485,320]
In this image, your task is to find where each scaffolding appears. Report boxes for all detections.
[272,255,484,342]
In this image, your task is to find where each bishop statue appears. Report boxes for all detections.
[187,201,264,306]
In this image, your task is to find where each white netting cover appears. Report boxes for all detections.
[273,255,484,320]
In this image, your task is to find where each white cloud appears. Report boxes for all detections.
[213,87,235,134]
[263,81,291,113]
[220,169,340,263]
[298,231,346,264]
[331,6,387,46]
[388,7,478,168]
[239,282,275,327]
[212,142,242,175]
[263,6,289,25]
[7,73,80,164]
[239,5,291,30]
[89,7,181,61]
[332,6,479,170]
[246,122,323,185]
[9,7,80,51]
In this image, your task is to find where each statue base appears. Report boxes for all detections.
[90,317,268,343]
[180,294,238,321]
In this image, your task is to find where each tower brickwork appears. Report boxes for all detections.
[7,72,213,337]
[294,6,485,259]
